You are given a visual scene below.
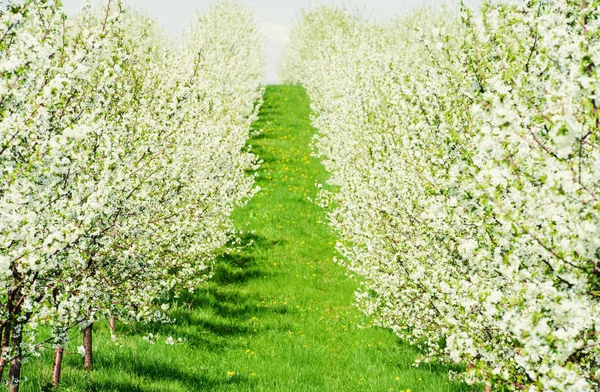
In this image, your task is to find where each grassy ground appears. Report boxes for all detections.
[23,85,472,391]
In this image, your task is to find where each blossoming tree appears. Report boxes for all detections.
[281,1,600,390]
[0,0,265,390]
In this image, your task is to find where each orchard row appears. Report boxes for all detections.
[281,1,600,391]
[0,1,265,390]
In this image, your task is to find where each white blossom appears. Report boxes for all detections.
[281,1,600,390]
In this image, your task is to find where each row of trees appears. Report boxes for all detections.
[280,1,600,391]
[0,0,265,390]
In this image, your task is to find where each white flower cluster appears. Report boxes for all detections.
[1,0,264,386]
[281,1,600,390]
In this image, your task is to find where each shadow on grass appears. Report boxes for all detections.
[87,352,249,391]
[49,232,284,391]
[248,125,278,141]
[106,230,290,345]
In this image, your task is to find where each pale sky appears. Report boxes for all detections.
[55,0,480,83]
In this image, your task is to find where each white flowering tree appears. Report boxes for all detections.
[281,1,600,391]
[0,0,265,390]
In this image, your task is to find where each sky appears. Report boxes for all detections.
[54,0,481,83]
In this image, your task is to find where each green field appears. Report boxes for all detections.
[23,85,472,391]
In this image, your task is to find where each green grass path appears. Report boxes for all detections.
[25,85,470,392]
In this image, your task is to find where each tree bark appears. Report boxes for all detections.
[83,323,93,370]
[7,326,22,392]
[51,347,64,386]
[108,316,116,332]
[0,321,12,382]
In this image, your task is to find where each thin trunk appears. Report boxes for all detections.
[108,316,116,332]
[83,323,93,370]
[51,347,64,386]
[7,326,22,392]
[484,385,493,392]
[2,283,16,384]
[0,322,4,382]
[0,324,3,363]
[0,321,12,381]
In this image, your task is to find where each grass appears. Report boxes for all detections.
[22,85,473,391]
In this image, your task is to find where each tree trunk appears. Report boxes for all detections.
[0,321,12,382]
[51,347,64,386]
[7,326,22,392]
[108,316,116,332]
[83,323,93,370]
[484,385,493,392]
